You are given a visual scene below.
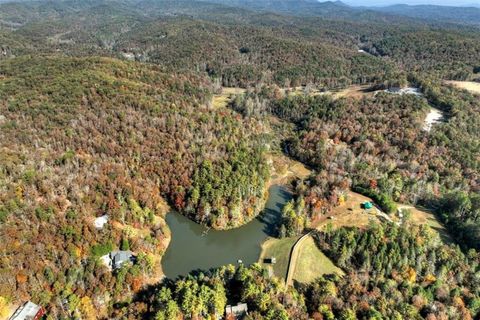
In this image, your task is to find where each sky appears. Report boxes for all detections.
[326,0,480,6]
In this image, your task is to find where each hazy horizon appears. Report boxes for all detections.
[321,0,480,6]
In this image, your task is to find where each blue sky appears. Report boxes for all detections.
[327,0,480,6]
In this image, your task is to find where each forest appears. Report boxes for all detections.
[231,77,479,247]
[0,0,479,319]
[0,56,269,318]
[120,223,480,319]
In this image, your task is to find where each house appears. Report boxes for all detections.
[9,301,45,320]
[100,251,135,270]
[94,215,109,229]
[361,201,373,210]
[111,251,135,269]
[225,303,248,320]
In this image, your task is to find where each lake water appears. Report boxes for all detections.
[162,185,292,279]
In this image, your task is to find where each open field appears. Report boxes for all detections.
[397,204,453,243]
[269,153,311,185]
[212,84,376,110]
[314,191,450,242]
[259,236,299,280]
[265,189,452,287]
[211,87,246,108]
[331,85,376,99]
[292,235,344,284]
[282,84,375,100]
[313,191,381,230]
[445,80,480,95]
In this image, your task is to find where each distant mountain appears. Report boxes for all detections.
[198,0,480,27]
[370,4,480,26]
[198,0,357,17]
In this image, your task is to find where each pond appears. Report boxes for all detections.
[161,185,292,279]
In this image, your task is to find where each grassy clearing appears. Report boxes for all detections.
[331,85,375,99]
[445,80,480,95]
[312,190,451,245]
[282,85,375,100]
[212,87,246,109]
[397,204,453,244]
[259,236,299,280]
[268,153,311,185]
[313,191,381,230]
[293,236,344,284]
[212,84,375,110]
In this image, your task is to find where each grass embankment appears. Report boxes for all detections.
[259,237,299,280]
[258,154,311,280]
[293,236,344,284]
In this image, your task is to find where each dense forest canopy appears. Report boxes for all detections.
[0,0,479,319]
[0,56,270,317]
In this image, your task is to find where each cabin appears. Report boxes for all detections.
[361,201,373,210]
[101,250,135,270]
[111,250,135,269]
[9,301,45,320]
[225,303,248,320]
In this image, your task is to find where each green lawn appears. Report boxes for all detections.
[293,236,344,284]
[259,236,299,280]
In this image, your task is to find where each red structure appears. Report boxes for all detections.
[9,301,45,320]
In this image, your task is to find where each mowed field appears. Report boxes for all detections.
[445,80,480,95]
[259,236,299,280]
[292,236,344,284]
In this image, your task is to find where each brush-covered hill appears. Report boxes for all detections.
[0,55,270,316]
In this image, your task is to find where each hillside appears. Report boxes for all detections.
[0,1,479,319]
[0,56,272,317]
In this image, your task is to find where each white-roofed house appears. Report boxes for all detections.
[9,301,45,320]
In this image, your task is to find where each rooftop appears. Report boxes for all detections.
[94,215,109,229]
[225,303,248,317]
[9,301,43,320]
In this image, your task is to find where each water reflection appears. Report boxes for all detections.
[162,185,292,278]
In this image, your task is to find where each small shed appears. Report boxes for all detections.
[225,303,248,319]
[264,257,276,264]
[361,201,373,210]
[9,301,45,320]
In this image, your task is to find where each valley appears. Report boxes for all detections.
[0,0,479,319]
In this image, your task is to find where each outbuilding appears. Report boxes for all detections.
[100,250,135,270]
[9,301,45,320]
[361,201,373,210]
[225,303,248,319]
